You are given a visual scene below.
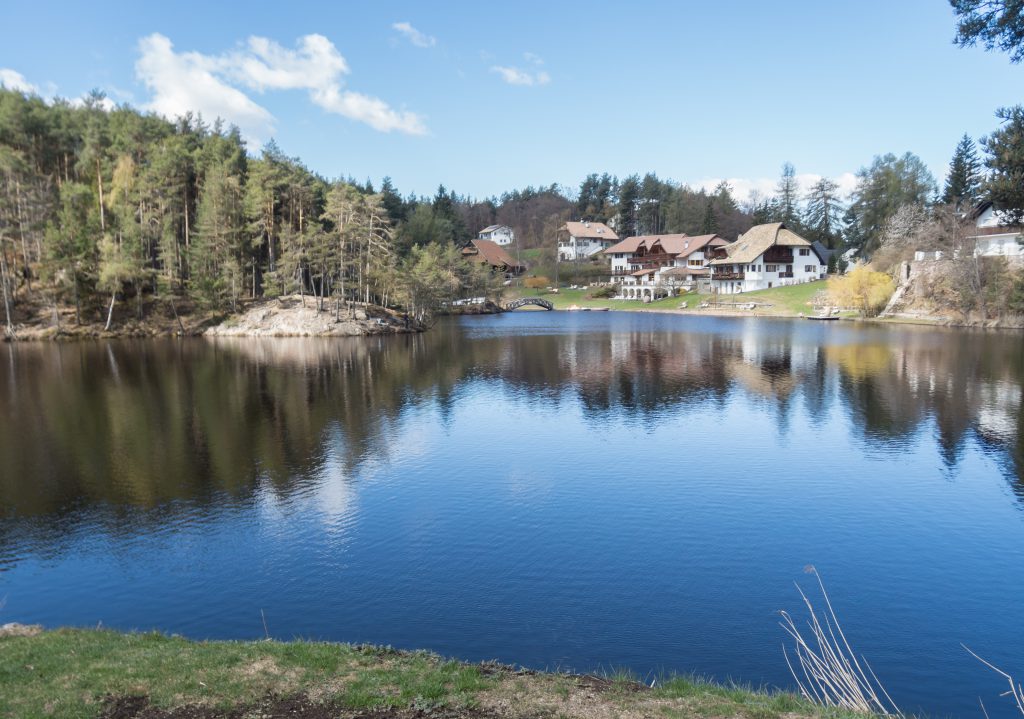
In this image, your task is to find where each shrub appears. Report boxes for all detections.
[587,286,616,299]
[524,276,549,290]
[826,267,894,316]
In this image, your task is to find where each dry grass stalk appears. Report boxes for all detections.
[779,568,902,717]
[963,644,1024,717]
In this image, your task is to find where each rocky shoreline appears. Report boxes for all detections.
[2,295,422,342]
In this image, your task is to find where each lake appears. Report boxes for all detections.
[1,312,1022,718]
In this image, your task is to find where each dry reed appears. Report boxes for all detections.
[963,644,1024,718]
[779,567,902,717]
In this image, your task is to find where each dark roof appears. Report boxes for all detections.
[462,239,524,269]
[811,241,835,264]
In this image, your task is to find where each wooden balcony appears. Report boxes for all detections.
[778,271,794,278]
[763,248,794,263]
[713,271,745,281]
[628,252,673,269]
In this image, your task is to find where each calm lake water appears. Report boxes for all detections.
[2,313,1023,717]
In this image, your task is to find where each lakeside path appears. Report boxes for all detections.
[0,626,861,719]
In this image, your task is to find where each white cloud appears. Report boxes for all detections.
[491,65,551,86]
[695,172,859,203]
[523,52,544,66]
[0,68,39,94]
[226,34,349,92]
[135,32,426,143]
[136,33,276,143]
[392,21,436,48]
[312,85,427,135]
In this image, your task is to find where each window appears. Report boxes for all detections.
[799,248,810,256]
[688,259,702,267]
[765,264,778,272]
[805,265,816,273]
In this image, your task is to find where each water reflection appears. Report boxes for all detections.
[2,317,1022,527]
[3,315,1024,719]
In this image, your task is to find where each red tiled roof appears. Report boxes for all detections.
[605,233,728,258]
[603,236,645,254]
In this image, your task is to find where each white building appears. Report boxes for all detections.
[603,234,728,300]
[709,223,825,295]
[477,224,515,246]
[557,221,619,261]
[970,203,1023,259]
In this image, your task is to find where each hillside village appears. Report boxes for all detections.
[463,202,1022,314]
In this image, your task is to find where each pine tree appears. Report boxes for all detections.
[981,105,1024,223]
[942,134,981,210]
[616,175,640,238]
[775,162,801,227]
[804,178,844,248]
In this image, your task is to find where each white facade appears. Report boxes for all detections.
[557,222,617,261]
[970,206,1022,258]
[712,248,823,294]
[605,235,724,300]
[559,236,614,261]
[478,225,515,246]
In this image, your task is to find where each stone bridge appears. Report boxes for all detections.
[504,298,554,311]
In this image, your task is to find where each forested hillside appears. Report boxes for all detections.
[2,76,1023,332]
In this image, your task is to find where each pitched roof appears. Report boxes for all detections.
[463,239,524,269]
[708,223,812,265]
[660,266,710,277]
[602,233,728,258]
[478,224,510,234]
[811,240,834,264]
[603,236,645,254]
[564,221,618,241]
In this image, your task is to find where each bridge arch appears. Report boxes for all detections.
[504,298,554,311]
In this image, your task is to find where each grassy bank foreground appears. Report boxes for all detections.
[0,627,863,719]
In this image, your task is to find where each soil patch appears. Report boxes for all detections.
[99,694,508,719]
[0,622,43,637]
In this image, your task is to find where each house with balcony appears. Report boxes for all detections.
[477,224,515,246]
[969,202,1022,259]
[709,223,824,295]
[557,221,618,261]
[603,233,729,300]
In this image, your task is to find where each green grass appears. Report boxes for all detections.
[0,629,487,718]
[512,287,706,311]
[731,280,828,314]
[0,628,873,719]
[508,281,831,317]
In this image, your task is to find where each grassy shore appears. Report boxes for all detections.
[0,627,867,719]
[511,281,828,316]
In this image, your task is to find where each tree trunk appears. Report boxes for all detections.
[104,289,116,331]
[0,246,13,336]
[97,159,106,232]
[73,273,81,325]
[167,296,185,335]
[15,178,32,295]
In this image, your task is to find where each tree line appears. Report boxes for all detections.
[0,89,507,332]
[2,11,1024,331]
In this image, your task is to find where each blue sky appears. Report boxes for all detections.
[1,0,1019,201]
